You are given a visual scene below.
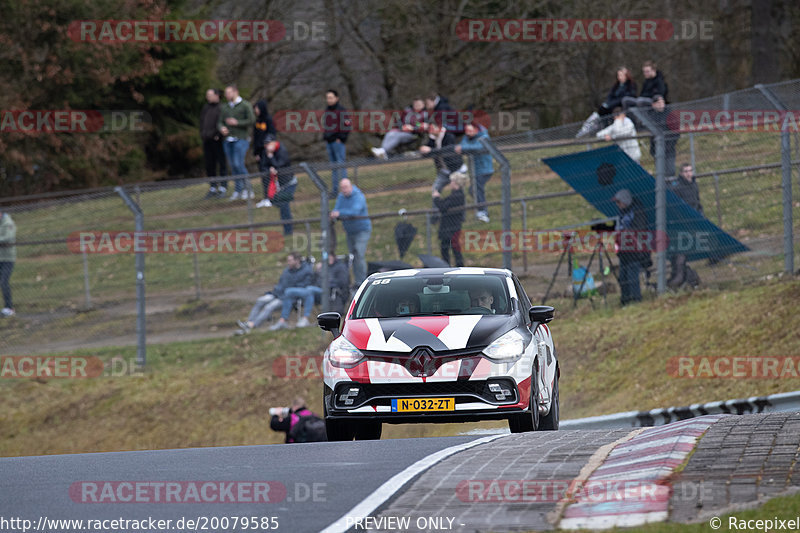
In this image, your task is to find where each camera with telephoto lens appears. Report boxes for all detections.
[269,407,290,418]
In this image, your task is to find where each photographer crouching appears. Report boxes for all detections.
[269,396,327,443]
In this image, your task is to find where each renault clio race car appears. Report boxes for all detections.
[317,267,559,441]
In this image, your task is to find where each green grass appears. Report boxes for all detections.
[2,278,799,457]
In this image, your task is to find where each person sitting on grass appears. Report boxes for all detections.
[235,252,312,334]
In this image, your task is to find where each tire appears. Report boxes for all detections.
[354,421,382,440]
[323,405,356,441]
[508,368,540,433]
[538,367,559,431]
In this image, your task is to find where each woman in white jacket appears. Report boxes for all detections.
[596,107,641,163]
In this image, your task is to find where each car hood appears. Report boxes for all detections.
[341,314,521,353]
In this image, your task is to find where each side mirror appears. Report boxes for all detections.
[529,305,554,324]
[317,312,342,336]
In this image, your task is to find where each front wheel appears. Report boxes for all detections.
[354,421,382,440]
[538,367,559,431]
[508,370,540,433]
[324,405,356,441]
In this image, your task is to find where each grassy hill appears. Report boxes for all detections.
[2,277,799,457]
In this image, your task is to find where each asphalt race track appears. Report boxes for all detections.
[3,414,800,532]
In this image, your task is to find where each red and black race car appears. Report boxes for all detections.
[317,267,559,441]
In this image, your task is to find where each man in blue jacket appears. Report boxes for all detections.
[235,252,313,333]
[331,179,371,286]
[456,123,494,223]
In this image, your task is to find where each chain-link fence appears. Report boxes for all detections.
[2,80,798,357]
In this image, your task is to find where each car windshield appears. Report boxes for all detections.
[352,274,511,319]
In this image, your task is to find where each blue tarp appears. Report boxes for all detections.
[542,145,748,262]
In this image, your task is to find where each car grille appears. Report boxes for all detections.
[333,378,519,409]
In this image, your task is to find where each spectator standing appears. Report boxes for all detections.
[235,252,312,334]
[668,163,704,288]
[0,209,15,317]
[199,88,228,198]
[259,139,297,236]
[456,123,494,222]
[646,95,679,177]
[331,179,371,286]
[323,90,351,197]
[371,98,425,159]
[419,122,463,195]
[576,67,637,137]
[433,172,468,267]
[596,107,641,162]
[252,100,277,164]
[623,60,669,109]
[613,189,650,306]
[218,85,256,200]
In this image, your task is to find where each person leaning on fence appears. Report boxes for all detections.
[330,179,371,287]
[269,397,327,443]
[218,84,256,200]
[646,95,679,177]
[668,163,704,289]
[455,122,494,223]
[576,67,637,138]
[419,122,464,225]
[258,139,297,236]
[433,171,468,268]
[235,252,312,335]
[613,189,650,306]
[0,209,16,317]
[199,88,228,199]
[596,107,641,163]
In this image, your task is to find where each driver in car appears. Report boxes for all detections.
[469,288,494,313]
[396,296,419,316]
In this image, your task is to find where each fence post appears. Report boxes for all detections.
[115,186,146,367]
[756,84,794,274]
[81,249,92,310]
[633,108,667,294]
[301,163,330,313]
[192,252,201,300]
[480,138,512,270]
[712,173,723,227]
[521,200,528,273]
[425,213,432,255]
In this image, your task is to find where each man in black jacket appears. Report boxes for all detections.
[323,90,351,197]
[433,172,468,267]
[623,60,669,109]
[645,95,679,177]
[668,163,704,288]
[199,89,228,198]
[613,189,651,305]
[420,122,464,194]
[259,139,297,236]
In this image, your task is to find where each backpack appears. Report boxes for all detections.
[289,413,327,443]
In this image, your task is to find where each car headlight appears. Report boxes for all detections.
[482,329,525,363]
[327,335,365,367]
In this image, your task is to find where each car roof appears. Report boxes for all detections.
[368,267,513,280]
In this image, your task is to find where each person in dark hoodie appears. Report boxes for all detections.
[576,67,637,137]
[259,139,297,236]
[420,121,464,195]
[252,100,277,163]
[623,60,669,109]
[613,189,651,305]
[424,92,462,134]
[323,89,351,197]
[199,88,228,198]
[667,163,704,289]
[433,172,468,267]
